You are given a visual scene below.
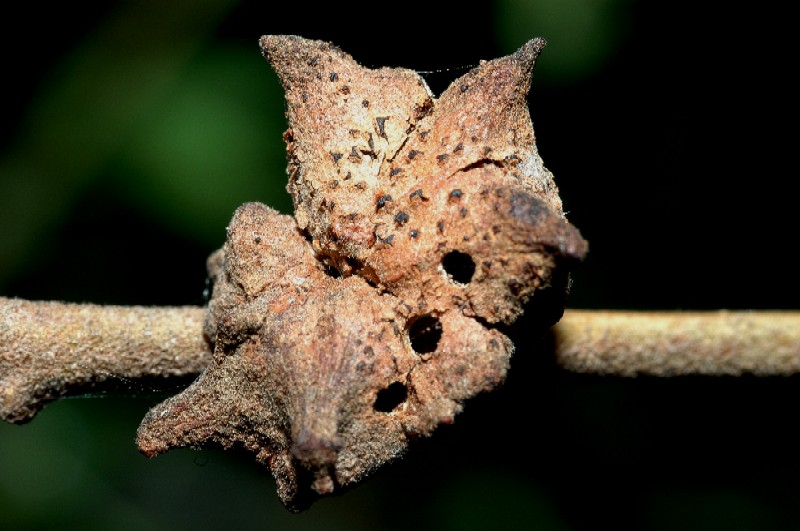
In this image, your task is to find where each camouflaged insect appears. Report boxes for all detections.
[136,35,587,512]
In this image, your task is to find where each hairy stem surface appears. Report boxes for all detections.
[3,298,799,424]
[0,297,210,423]
[554,309,800,376]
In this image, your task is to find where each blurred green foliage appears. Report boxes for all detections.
[115,44,290,244]
[494,0,633,84]
[0,1,289,289]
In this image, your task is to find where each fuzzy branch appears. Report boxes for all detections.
[553,309,800,376]
[3,297,799,425]
[0,296,210,423]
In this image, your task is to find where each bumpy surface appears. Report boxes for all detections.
[136,35,586,512]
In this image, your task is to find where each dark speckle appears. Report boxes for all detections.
[460,84,469,93]
[390,168,403,177]
[508,279,523,296]
[376,117,388,139]
[330,152,343,163]
[332,180,339,189]
[460,207,468,218]
[449,189,463,201]
[410,229,419,239]
[345,171,352,180]
[355,182,365,190]
[453,142,463,153]
[419,131,429,140]
[436,153,449,164]
[395,212,409,225]
[330,72,339,81]
[376,194,393,209]
[484,146,492,155]
[301,92,308,103]
[375,228,393,246]
[362,99,369,107]
[409,189,424,200]
[437,220,445,233]
[341,85,350,94]
[254,235,262,244]
[408,149,422,159]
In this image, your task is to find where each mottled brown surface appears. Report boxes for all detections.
[264,35,581,324]
[136,35,586,511]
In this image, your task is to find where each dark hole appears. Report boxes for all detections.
[408,314,443,354]
[323,263,342,278]
[374,382,408,413]
[442,250,475,284]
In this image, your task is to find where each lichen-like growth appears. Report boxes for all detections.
[135,35,587,512]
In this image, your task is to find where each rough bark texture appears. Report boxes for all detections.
[553,310,800,376]
[5,304,799,428]
[134,35,586,511]
[265,35,579,325]
[0,297,208,423]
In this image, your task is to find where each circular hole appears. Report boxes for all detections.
[374,382,408,412]
[407,314,443,354]
[442,250,475,284]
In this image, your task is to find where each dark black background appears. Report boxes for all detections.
[1,2,798,530]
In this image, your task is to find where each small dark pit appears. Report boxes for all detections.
[442,250,475,284]
[374,382,408,412]
[407,315,443,354]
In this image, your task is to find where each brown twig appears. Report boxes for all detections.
[0,296,210,423]
[553,309,800,376]
[4,297,800,426]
